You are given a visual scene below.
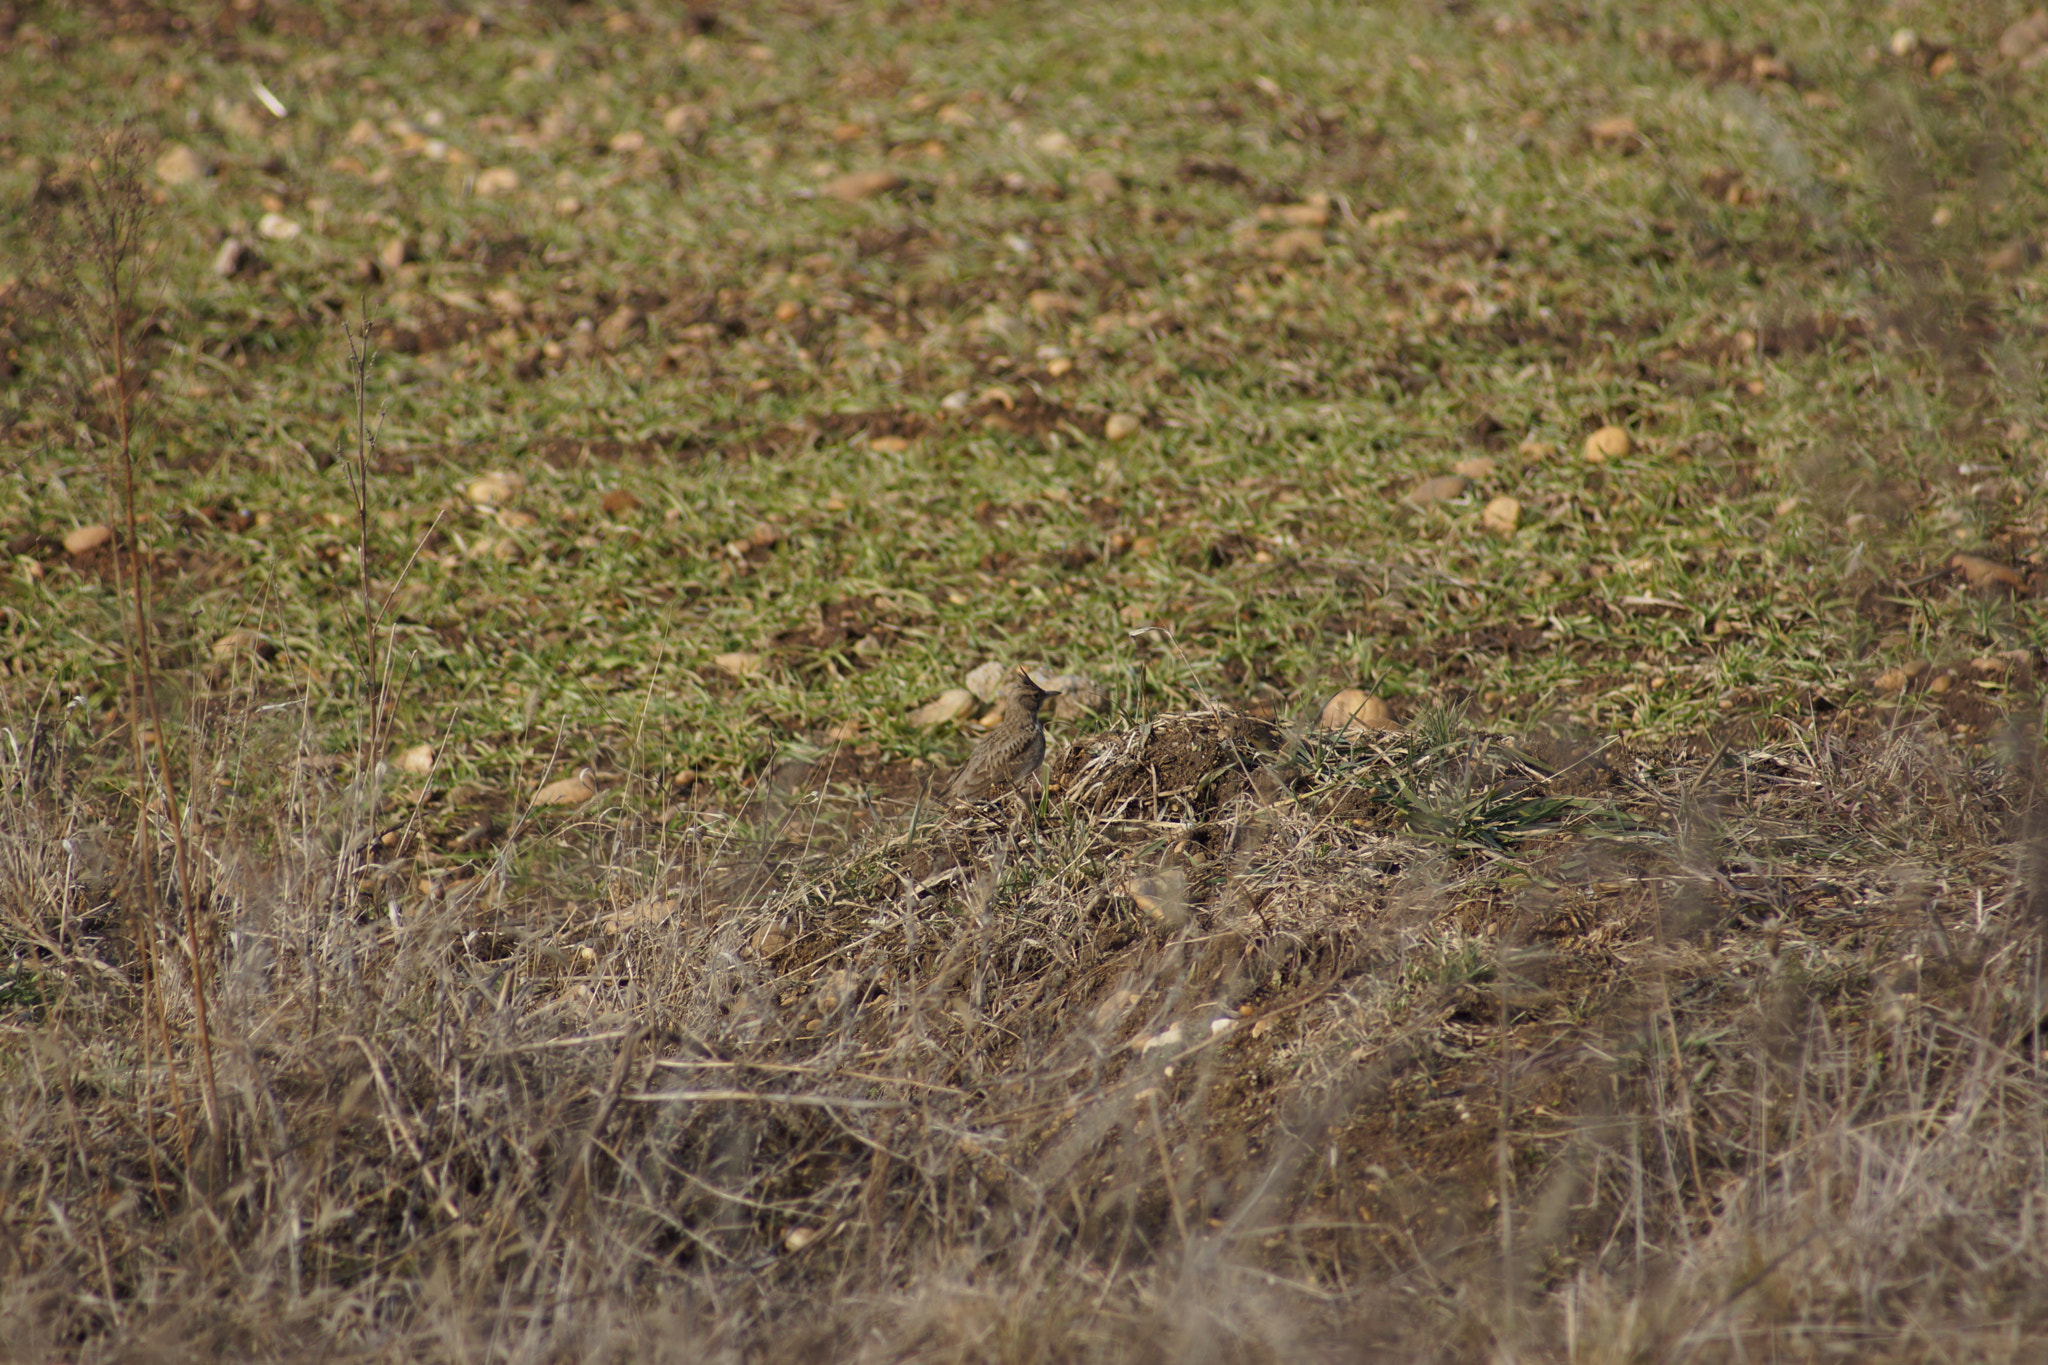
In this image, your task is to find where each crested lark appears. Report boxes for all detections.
[946,665,1059,804]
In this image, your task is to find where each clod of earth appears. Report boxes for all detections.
[825,169,902,202]
[152,142,209,185]
[210,629,271,661]
[1952,553,2025,590]
[63,525,112,555]
[1319,689,1397,733]
[1407,475,1468,506]
[466,471,526,507]
[532,767,599,806]
[1583,425,1631,462]
[1482,495,1522,535]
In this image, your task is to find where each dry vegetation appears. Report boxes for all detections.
[9,0,2048,1360]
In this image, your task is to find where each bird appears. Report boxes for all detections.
[946,666,1059,805]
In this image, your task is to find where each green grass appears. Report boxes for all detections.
[7,0,2044,816]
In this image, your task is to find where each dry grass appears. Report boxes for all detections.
[7,691,2048,1361]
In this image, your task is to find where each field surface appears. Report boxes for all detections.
[7,0,2048,1360]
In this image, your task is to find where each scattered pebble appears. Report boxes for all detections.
[533,767,598,806]
[153,142,210,186]
[1318,689,1397,733]
[1586,115,1640,147]
[1266,227,1323,261]
[1406,475,1468,506]
[713,652,765,679]
[1125,870,1189,927]
[475,166,521,196]
[64,525,112,555]
[1481,495,1522,535]
[210,629,271,661]
[396,743,436,774]
[466,471,526,507]
[964,661,1008,702]
[1583,426,1631,462]
[1952,553,2024,590]
[1104,413,1142,441]
[1079,168,1122,201]
[825,169,901,202]
[913,687,974,732]
[596,304,642,349]
[211,237,254,278]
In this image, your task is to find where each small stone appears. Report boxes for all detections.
[1125,869,1188,927]
[1586,115,1640,147]
[910,689,978,726]
[380,236,412,273]
[1266,227,1324,261]
[153,142,210,186]
[465,471,526,507]
[1277,194,1332,228]
[533,767,599,806]
[1079,168,1123,201]
[64,525,113,555]
[1407,475,1468,506]
[1583,426,1631,462]
[1985,240,2041,275]
[1104,413,1142,441]
[596,305,642,350]
[1452,457,1497,480]
[257,212,302,241]
[964,661,1009,702]
[1953,553,2025,590]
[474,166,521,196]
[396,743,436,774]
[1046,674,1107,719]
[713,652,765,679]
[825,169,902,202]
[210,628,271,661]
[2000,11,2048,61]
[1318,689,1396,733]
[211,237,254,278]
[1481,495,1522,535]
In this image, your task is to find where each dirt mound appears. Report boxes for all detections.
[1048,708,1285,821]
